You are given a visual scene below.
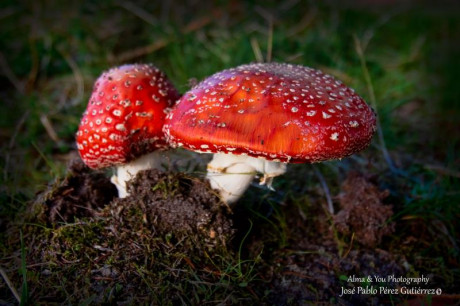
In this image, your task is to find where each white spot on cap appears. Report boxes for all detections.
[113,110,122,117]
[349,120,359,127]
[291,107,298,113]
[306,110,316,117]
[322,111,332,119]
[201,144,209,149]
[115,123,126,131]
[330,132,339,141]
[120,99,131,107]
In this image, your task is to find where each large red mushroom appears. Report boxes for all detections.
[76,64,180,197]
[164,62,376,203]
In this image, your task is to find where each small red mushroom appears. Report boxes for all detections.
[76,63,180,197]
[164,62,376,203]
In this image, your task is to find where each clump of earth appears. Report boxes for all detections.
[38,158,233,249]
[109,168,234,249]
[39,158,118,224]
[333,172,395,247]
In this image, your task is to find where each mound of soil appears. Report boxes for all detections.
[39,159,117,224]
[333,172,395,247]
[108,169,234,248]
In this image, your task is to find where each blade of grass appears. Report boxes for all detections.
[32,142,60,177]
[238,219,253,277]
[250,37,264,63]
[266,19,273,63]
[20,231,28,305]
[354,35,397,173]
[312,165,334,215]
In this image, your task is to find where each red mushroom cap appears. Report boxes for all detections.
[76,64,180,169]
[164,62,376,163]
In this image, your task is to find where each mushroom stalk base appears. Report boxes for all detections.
[206,153,287,204]
[111,151,164,198]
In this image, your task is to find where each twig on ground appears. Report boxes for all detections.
[425,164,460,178]
[40,114,61,144]
[342,232,355,259]
[112,10,221,63]
[3,111,30,181]
[116,1,157,26]
[0,51,24,94]
[0,267,21,303]
[112,39,172,63]
[286,8,317,37]
[58,48,84,107]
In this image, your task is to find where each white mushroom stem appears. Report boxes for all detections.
[110,151,164,198]
[206,153,287,204]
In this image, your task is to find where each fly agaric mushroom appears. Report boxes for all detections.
[76,64,180,198]
[164,62,376,203]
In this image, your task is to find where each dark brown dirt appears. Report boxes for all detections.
[108,169,234,248]
[267,247,403,304]
[333,172,395,247]
[239,172,403,304]
[39,158,117,224]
